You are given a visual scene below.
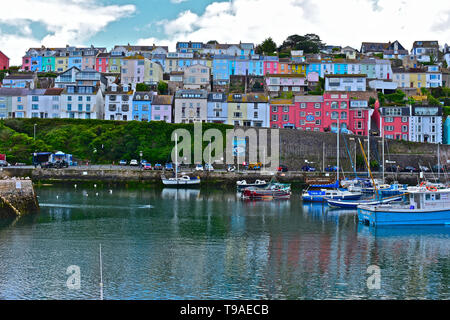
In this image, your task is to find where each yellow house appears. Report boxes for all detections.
[55,56,69,72]
[289,62,307,76]
[227,93,248,126]
[409,71,427,89]
[109,56,122,74]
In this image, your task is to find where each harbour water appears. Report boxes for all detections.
[0,184,448,300]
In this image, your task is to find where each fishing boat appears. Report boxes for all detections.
[327,195,404,209]
[358,188,450,226]
[302,188,362,202]
[241,187,291,200]
[236,179,268,190]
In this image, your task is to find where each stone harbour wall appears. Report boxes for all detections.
[0,178,40,218]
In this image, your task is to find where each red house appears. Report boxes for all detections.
[270,98,296,129]
[373,102,410,140]
[294,96,324,131]
[0,51,10,70]
[323,92,351,132]
[95,53,110,73]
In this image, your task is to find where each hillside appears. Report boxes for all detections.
[1,119,232,164]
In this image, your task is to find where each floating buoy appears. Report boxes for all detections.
[74,184,77,189]
[94,184,97,188]
[109,190,113,194]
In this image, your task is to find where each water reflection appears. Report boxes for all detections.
[0,185,447,300]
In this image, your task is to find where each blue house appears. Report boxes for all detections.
[207,92,228,124]
[132,91,153,121]
[444,116,450,145]
[213,55,232,81]
[30,56,42,72]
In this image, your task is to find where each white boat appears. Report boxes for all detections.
[161,175,201,186]
[302,188,362,202]
[358,188,450,226]
[236,179,268,190]
[162,133,201,187]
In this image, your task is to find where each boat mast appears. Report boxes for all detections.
[337,115,340,183]
[438,143,440,181]
[382,123,385,184]
[358,138,379,198]
[175,133,178,180]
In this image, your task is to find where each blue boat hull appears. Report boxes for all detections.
[358,208,450,226]
[328,196,403,209]
[303,193,362,203]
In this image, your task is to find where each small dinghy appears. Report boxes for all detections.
[327,195,404,209]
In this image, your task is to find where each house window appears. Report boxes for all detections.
[272,114,278,121]
[272,106,278,112]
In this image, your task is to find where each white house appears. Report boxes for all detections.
[325,74,367,91]
[409,105,443,144]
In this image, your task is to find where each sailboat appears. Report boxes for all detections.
[326,138,406,209]
[161,133,201,186]
[302,117,361,202]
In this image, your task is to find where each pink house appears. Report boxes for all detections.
[22,56,31,71]
[151,95,173,123]
[264,57,279,75]
[323,92,351,132]
[266,74,307,96]
[0,51,10,70]
[294,96,324,131]
[270,99,296,128]
[347,92,377,136]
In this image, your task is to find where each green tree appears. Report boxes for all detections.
[256,38,277,55]
[136,83,150,91]
[279,34,324,54]
[157,81,168,95]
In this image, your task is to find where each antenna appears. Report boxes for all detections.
[99,244,104,300]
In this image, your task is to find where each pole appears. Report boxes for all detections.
[382,125,385,183]
[175,133,178,179]
[322,142,325,172]
[367,115,370,170]
[337,115,340,182]
[34,124,36,141]
[99,244,104,300]
[438,143,440,180]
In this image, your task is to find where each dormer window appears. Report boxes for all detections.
[144,95,149,99]
[136,95,141,100]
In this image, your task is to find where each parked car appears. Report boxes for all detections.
[0,160,9,167]
[205,163,214,171]
[432,165,445,172]
[302,165,316,172]
[227,165,236,172]
[195,164,204,171]
[385,165,400,172]
[402,166,418,173]
[248,162,262,170]
[419,165,430,172]
[165,163,174,171]
[130,159,138,166]
[277,165,288,172]
[119,160,127,166]
[141,160,148,166]
[325,165,338,172]
[143,163,153,170]
[153,163,163,170]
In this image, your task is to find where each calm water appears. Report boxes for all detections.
[0,184,448,300]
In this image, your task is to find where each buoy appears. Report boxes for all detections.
[74,184,77,189]
[109,190,113,194]
[94,184,97,188]
[96,193,99,196]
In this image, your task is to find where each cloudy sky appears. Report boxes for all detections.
[0,0,449,65]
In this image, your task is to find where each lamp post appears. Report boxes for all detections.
[34,123,37,141]
[139,151,143,169]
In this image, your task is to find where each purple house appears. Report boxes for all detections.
[151,95,173,122]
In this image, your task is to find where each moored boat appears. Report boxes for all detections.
[327,195,404,209]
[357,188,450,226]
[302,188,362,202]
[242,187,291,200]
[236,179,268,190]
[161,175,201,186]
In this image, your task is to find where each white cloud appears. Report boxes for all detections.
[138,0,450,52]
[170,0,188,3]
[0,0,136,65]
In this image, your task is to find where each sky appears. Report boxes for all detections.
[0,0,449,65]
